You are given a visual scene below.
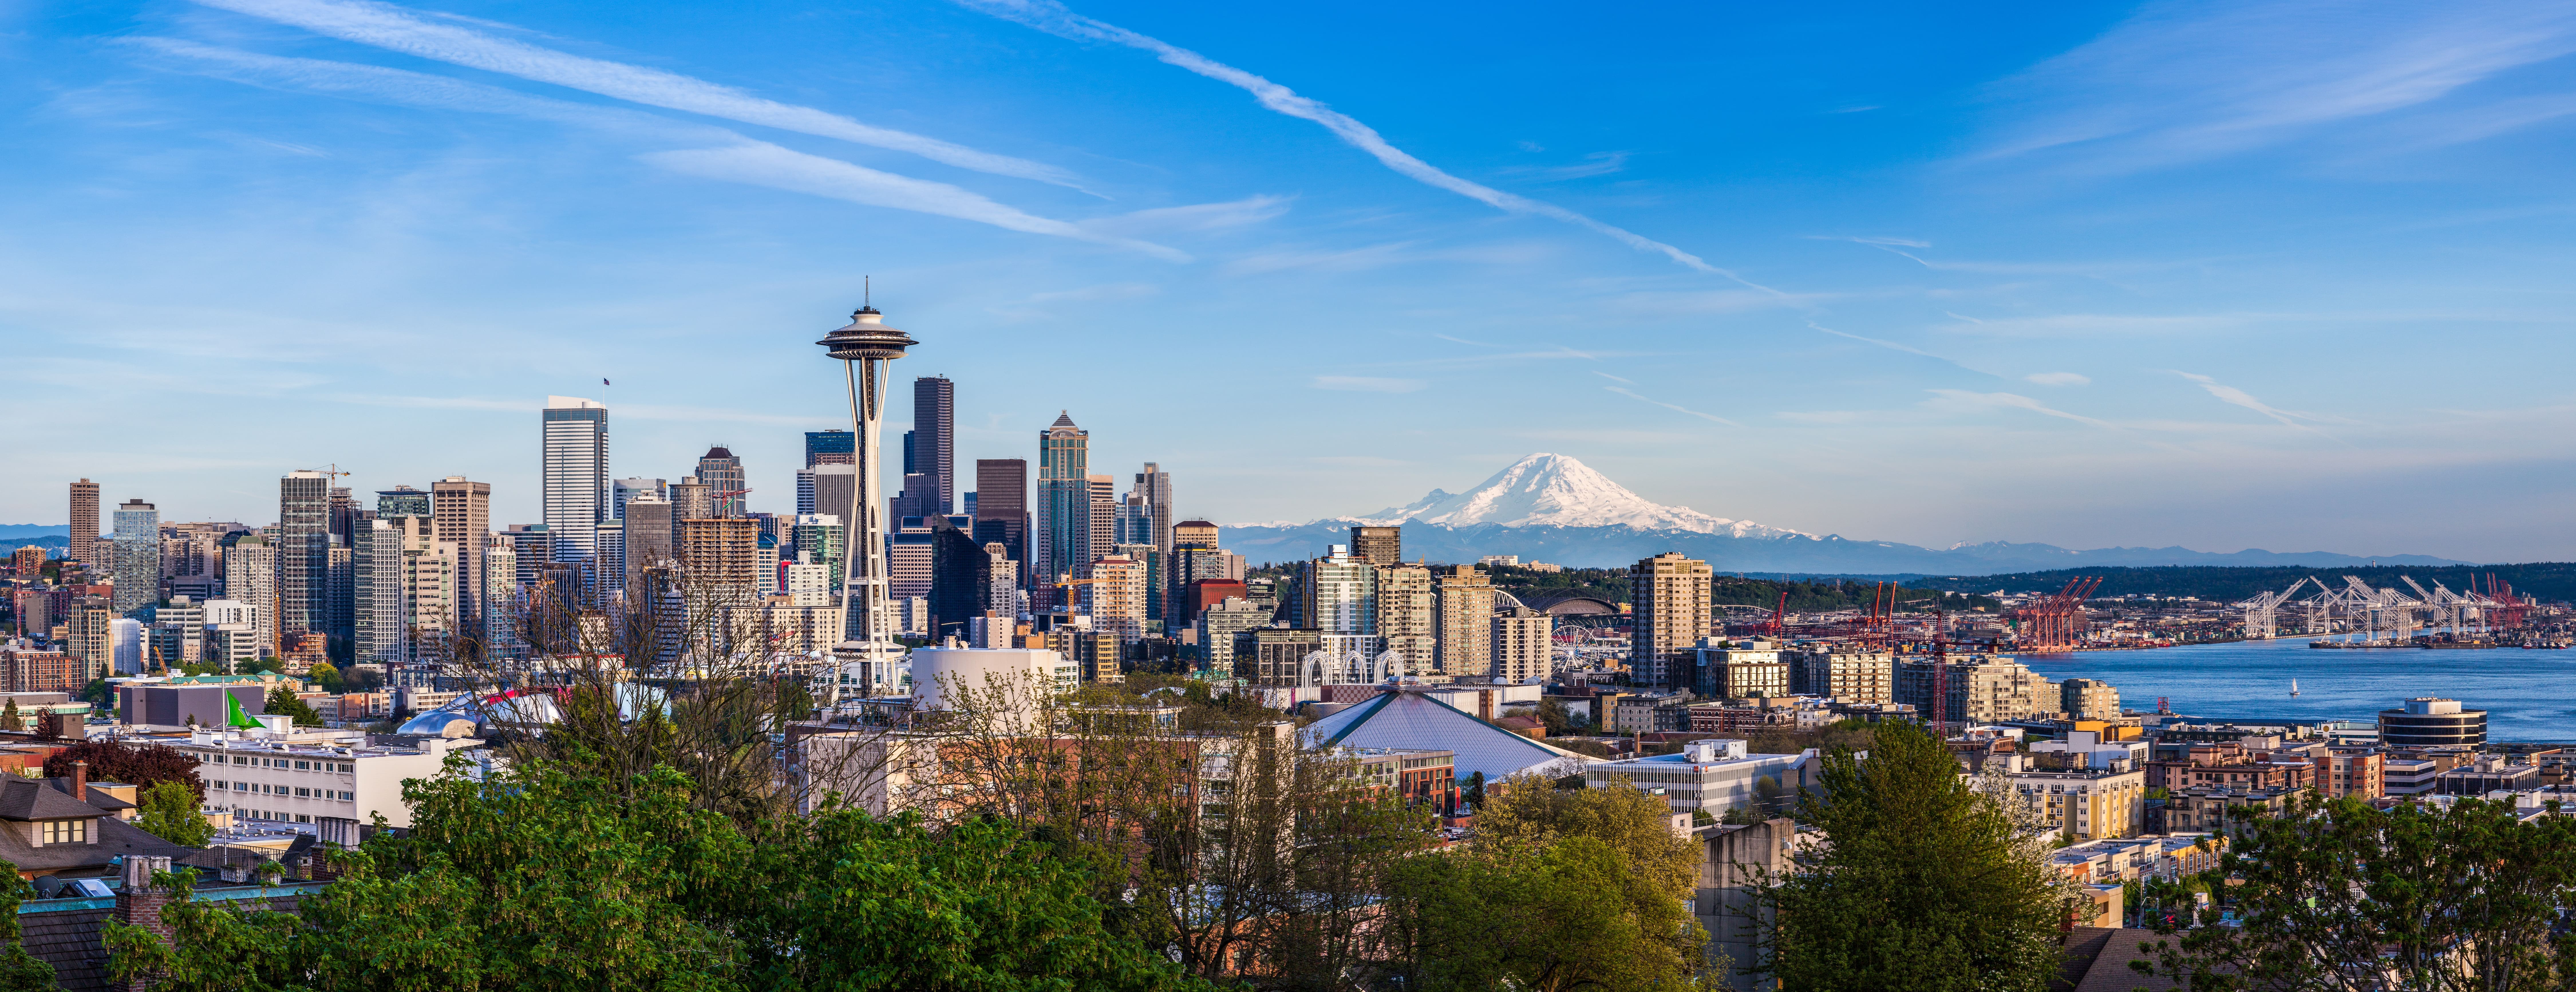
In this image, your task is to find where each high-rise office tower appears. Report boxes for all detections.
[1173,520,1218,550]
[1299,545,1378,635]
[108,500,160,618]
[888,516,937,602]
[695,447,745,517]
[1433,565,1495,675]
[377,486,430,518]
[805,429,854,467]
[67,480,99,564]
[481,536,522,659]
[795,469,817,515]
[351,518,406,665]
[220,533,276,656]
[278,470,331,645]
[1375,562,1435,673]
[1166,520,1231,626]
[613,478,665,520]
[1629,552,1712,689]
[973,459,1028,564]
[669,477,713,522]
[541,396,611,570]
[329,487,360,541]
[503,524,552,587]
[1087,475,1116,577]
[1135,463,1173,554]
[1035,413,1089,596]
[1116,490,1153,547]
[433,476,491,633]
[621,495,674,593]
[807,465,855,534]
[1350,526,1402,567]
[912,376,954,514]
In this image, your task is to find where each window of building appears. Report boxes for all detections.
[295,761,309,770]
[40,819,87,844]
[293,788,309,798]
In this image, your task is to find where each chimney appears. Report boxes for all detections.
[72,760,86,802]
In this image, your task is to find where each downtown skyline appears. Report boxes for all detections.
[5,1,2575,561]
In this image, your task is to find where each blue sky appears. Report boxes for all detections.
[5,0,2573,561]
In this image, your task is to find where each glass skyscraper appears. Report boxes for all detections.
[110,499,159,618]
[542,397,610,571]
[1035,412,1089,601]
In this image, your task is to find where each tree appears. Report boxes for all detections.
[0,700,17,735]
[307,661,342,693]
[262,685,322,727]
[1476,772,1701,904]
[135,781,214,847]
[43,739,201,799]
[105,759,1216,992]
[1755,721,2072,992]
[2139,793,2576,991]
[1535,698,1573,734]
[0,862,56,992]
[1389,836,1705,992]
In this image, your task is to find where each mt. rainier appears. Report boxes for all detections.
[1348,453,1805,538]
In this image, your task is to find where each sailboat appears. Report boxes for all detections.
[2290,678,2300,697]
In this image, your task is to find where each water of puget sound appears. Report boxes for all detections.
[2016,636,2576,743]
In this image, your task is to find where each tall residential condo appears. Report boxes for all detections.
[541,396,611,572]
[1035,413,1089,597]
[1630,551,1713,689]
[109,499,159,618]
[1086,475,1116,576]
[432,476,491,634]
[67,479,98,564]
[913,376,955,514]
[278,471,332,644]
[1350,525,1402,567]
[695,446,745,517]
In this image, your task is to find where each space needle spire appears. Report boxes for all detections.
[817,292,917,701]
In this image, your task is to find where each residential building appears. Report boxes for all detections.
[541,396,611,571]
[676,518,762,596]
[1349,526,1401,566]
[65,599,112,674]
[1789,649,1893,702]
[2318,748,2384,799]
[1585,738,1813,817]
[1433,565,1496,676]
[350,519,404,666]
[277,470,332,644]
[1372,563,1435,673]
[1173,519,1218,550]
[1630,553,1712,689]
[2002,755,2147,841]
[1085,554,1148,643]
[109,500,159,619]
[669,478,713,522]
[1242,627,1324,687]
[2164,785,2294,837]
[2380,697,2486,747]
[1896,655,2055,724]
[788,513,843,593]
[481,537,522,659]
[67,479,99,564]
[1692,638,1788,700]
[1197,597,1272,676]
[0,649,83,693]
[694,447,746,518]
[1034,413,1089,600]
[1299,545,1377,634]
[1490,606,1553,683]
[2062,677,2120,721]
[430,477,491,634]
[1086,475,1116,579]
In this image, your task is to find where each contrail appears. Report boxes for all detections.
[955,0,1775,291]
[187,0,1089,190]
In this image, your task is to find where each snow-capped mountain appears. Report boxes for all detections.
[1346,453,1807,538]
[1220,453,2467,573]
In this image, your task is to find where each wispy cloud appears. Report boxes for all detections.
[1980,0,2576,170]
[1804,320,1966,366]
[1312,376,1427,393]
[1497,150,1631,181]
[1940,312,2249,337]
[185,0,1087,188]
[1591,370,1635,384]
[953,0,1775,289]
[1219,240,1544,276]
[1605,386,1736,425]
[2025,372,2091,386]
[2173,372,2322,429]
[1927,389,2116,429]
[1078,195,1291,236]
[136,40,1182,256]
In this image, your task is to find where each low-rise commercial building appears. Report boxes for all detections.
[176,726,482,835]
[2380,697,2485,748]
[1584,738,1815,817]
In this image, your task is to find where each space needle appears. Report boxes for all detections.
[817,291,916,701]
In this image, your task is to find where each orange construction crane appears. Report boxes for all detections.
[2014,577,2101,653]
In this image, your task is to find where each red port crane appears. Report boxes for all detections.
[2015,576,2101,653]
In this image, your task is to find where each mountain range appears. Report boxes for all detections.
[1223,454,2471,574]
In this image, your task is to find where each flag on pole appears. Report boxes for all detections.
[602,378,611,386]
[225,690,261,729]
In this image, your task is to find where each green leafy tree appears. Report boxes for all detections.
[135,781,215,847]
[0,861,59,992]
[1389,835,1706,992]
[2139,793,2576,991]
[1476,772,1701,904]
[306,661,341,694]
[1755,721,2070,992]
[261,686,322,727]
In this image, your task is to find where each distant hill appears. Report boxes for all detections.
[1910,563,2576,604]
[0,525,68,540]
[1228,454,2472,574]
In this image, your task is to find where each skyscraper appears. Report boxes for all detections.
[1135,463,1173,554]
[351,518,405,666]
[1087,475,1116,577]
[621,495,674,593]
[278,471,331,645]
[541,396,611,571]
[220,533,276,657]
[1035,413,1089,596]
[973,459,1028,564]
[669,478,713,522]
[1433,565,1495,675]
[912,376,954,514]
[67,480,98,564]
[1630,552,1712,689]
[695,447,745,517]
[1086,554,1147,644]
[110,499,159,618]
[1299,545,1377,635]
[804,429,854,467]
[1350,526,1402,567]
[433,477,491,634]
[613,478,666,520]
[1376,562,1435,674]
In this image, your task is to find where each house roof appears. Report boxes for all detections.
[1304,691,1597,784]
[0,779,111,821]
[41,780,131,812]
[20,905,110,992]
[0,812,197,873]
